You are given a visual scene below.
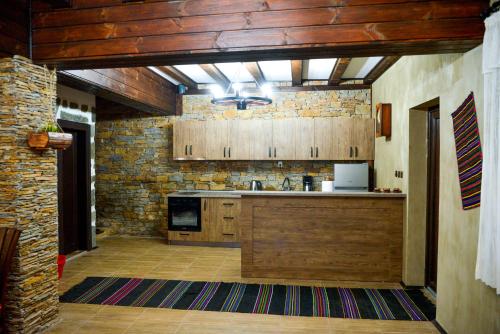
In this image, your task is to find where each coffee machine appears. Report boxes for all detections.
[303,176,314,191]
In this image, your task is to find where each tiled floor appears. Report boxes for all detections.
[48,236,438,333]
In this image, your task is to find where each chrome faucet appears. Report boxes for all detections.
[282,177,291,191]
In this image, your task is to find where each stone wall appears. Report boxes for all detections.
[56,84,97,247]
[0,56,59,333]
[96,89,371,236]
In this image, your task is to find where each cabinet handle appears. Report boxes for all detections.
[180,233,190,236]
[185,145,188,155]
[204,200,207,211]
[190,145,192,155]
[355,146,358,157]
[316,147,319,158]
[228,147,231,158]
[274,147,276,158]
[350,147,353,158]
[268,147,271,158]
[223,216,234,220]
[224,147,226,158]
[310,147,313,158]
[223,203,234,206]
[222,233,235,236]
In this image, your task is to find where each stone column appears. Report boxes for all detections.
[0,56,59,333]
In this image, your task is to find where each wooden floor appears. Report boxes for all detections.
[48,237,438,334]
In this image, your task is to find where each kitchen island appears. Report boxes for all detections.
[239,192,405,282]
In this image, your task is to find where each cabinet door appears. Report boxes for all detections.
[352,118,375,160]
[228,120,252,160]
[273,119,296,160]
[209,198,240,242]
[295,118,315,160]
[334,117,354,160]
[251,119,273,160]
[205,120,229,160]
[314,118,335,160]
[173,121,190,160]
[188,121,206,159]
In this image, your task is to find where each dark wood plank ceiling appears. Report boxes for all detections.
[58,67,178,115]
[0,0,28,58]
[31,0,488,69]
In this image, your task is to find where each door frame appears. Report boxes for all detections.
[425,106,440,292]
[57,119,92,252]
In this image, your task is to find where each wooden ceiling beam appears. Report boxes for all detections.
[328,58,351,86]
[30,1,487,69]
[199,64,231,88]
[244,62,266,87]
[291,60,303,86]
[186,84,370,95]
[363,56,400,84]
[158,66,198,89]
[58,67,177,115]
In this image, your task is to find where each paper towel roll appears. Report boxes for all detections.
[321,181,334,192]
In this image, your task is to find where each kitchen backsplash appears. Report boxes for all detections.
[96,89,371,236]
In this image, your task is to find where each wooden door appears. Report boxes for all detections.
[251,119,273,160]
[57,120,91,255]
[173,121,190,159]
[273,119,296,160]
[314,118,335,160]
[188,121,206,159]
[228,120,252,160]
[351,118,375,160]
[205,120,228,160]
[426,108,440,292]
[295,118,315,160]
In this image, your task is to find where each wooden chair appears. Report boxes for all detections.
[0,228,20,334]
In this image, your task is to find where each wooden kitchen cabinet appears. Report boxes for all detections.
[352,118,375,160]
[314,118,336,160]
[208,198,240,243]
[251,119,273,160]
[335,118,374,160]
[205,120,229,160]
[174,117,374,161]
[273,119,296,160]
[173,120,206,160]
[295,118,315,160]
[228,120,252,160]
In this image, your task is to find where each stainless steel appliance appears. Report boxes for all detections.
[333,163,369,191]
[168,197,202,231]
[249,180,263,191]
[303,175,314,191]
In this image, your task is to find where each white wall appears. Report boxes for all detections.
[372,46,499,333]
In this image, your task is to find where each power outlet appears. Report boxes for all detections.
[277,161,283,168]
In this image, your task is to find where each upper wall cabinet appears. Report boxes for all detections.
[173,120,206,160]
[174,117,374,161]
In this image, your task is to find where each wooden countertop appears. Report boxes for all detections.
[168,190,406,198]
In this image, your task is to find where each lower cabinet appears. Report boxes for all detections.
[168,197,240,244]
[208,198,240,243]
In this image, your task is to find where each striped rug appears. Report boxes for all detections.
[60,277,435,321]
[451,92,482,210]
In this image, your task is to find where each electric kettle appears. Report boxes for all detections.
[249,180,263,191]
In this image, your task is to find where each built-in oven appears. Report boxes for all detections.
[168,197,202,232]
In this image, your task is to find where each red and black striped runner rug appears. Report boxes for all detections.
[60,277,435,321]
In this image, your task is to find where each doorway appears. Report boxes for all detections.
[425,107,440,292]
[57,119,92,255]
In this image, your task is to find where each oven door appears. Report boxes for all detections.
[168,197,202,232]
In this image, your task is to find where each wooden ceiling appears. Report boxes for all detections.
[30,0,488,69]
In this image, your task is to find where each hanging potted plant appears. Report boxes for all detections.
[27,66,73,151]
[28,122,73,150]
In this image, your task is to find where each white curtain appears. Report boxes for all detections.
[476,11,500,294]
